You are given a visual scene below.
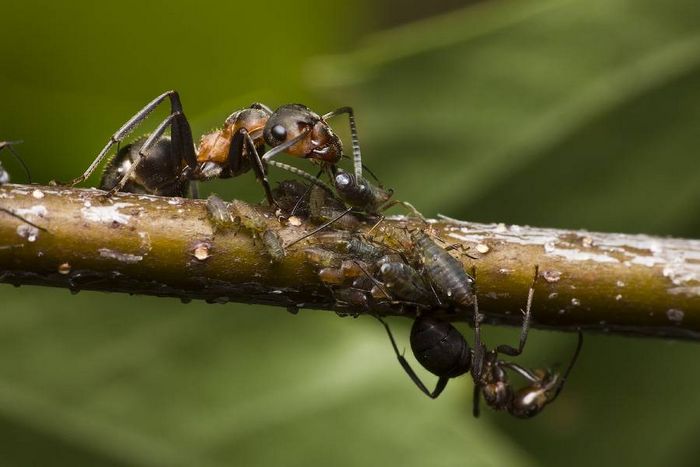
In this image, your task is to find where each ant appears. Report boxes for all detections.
[375,267,583,418]
[57,90,365,206]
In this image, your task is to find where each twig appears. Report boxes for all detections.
[1,184,699,340]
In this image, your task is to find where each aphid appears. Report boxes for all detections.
[378,261,435,305]
[206,196,284,261]
[376,268,584,418]
[410,230,475,310]
[206,194,237,231]
[59,90,366,207]
[303,247,343,268]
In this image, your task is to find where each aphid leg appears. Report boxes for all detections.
[57,90,194,187]
[322,107,363,179]
[374,315,449,399]
[104,112,182,196]
[495,265,539,357]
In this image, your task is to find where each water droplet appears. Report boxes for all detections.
[571,298,581,306]
[193,243,210,261]
[476,243,489,254]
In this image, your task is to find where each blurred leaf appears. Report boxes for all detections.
[311,0,700,235]
[0,288,535,467]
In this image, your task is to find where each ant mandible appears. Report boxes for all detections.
[376,267,583,418]
[58,91,365,205]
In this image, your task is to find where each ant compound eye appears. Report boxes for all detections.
[335,172,351,188]
[271,124,287,141]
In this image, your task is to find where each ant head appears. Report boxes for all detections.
[508,372,560,419]
[264,104,343,163]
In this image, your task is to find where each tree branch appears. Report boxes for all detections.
[1,183,699,340]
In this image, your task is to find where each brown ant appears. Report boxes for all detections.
[376,267,583,418]
[56,91,365,206]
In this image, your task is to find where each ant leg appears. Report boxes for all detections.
[495,265,539,356]
[322,107,363,179]
[0,140,31,183]
[551,330,584,399]
[470,269,485,381]
[374,316,449,399]
[261,129,309,165]
[104,112,181,196]
[472,383,482,418]
[239,129,276,206]
[290,168,324,217]
[59,90,194,187]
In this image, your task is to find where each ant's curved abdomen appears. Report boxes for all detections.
[410,317,471,378]
[100,136,189,197]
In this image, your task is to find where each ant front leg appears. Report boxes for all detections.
[374,316,449,399]
[58,90,195,188]
[237,128,276,207]
[495,265,539,357]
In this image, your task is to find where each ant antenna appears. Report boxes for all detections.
[0,208,48,232]
[285,207,353,248]
[0,141,32,183]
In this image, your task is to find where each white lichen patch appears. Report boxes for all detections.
[31,189,45,199]
[81,203,134,225]
[16,224,39,242]
[15,205,48,218]
[542,270,562,283]
[98,248,143,264]
[666,308,685,323]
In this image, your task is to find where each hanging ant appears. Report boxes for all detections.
[56,90,365,207]
[375,267,583,418]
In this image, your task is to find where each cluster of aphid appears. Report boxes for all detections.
[301,220,582,418]
[2,90,583,419]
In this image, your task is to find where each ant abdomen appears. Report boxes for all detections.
[101,136,189,197]
[410,317,471,378]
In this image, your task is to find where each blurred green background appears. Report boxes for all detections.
[2,0,700,466]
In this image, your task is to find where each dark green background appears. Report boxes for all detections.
[1,1,700,466]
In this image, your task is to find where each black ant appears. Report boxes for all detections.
[56,90,365,206]
[375,268,583,418]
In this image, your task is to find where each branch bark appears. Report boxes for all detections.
[1,183,699,341]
